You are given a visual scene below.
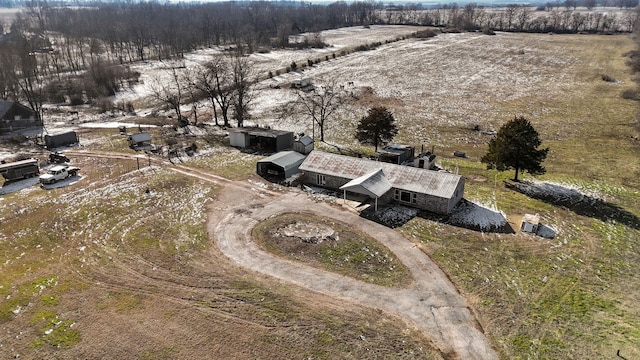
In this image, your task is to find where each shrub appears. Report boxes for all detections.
[414,29,438,38]
[290,61,297,71]
[307,59,314,67]
[621,88,640,100]
[94,97,114,113]
[601,74,617,82]
[268,71,273,78]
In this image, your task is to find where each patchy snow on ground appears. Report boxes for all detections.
[0,177,40,195]
[374,205,418,228]
[514,180,607,205]
[450,199,507,231]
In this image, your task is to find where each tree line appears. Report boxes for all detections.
[1,0,639,123]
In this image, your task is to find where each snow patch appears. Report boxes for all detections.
[449,199,507,231]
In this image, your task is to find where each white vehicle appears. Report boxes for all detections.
[39,165,79,184]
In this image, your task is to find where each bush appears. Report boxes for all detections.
[414,29,438,38]
[290,61,297,71]
[621,88,640,100]
[94,97,114,113]
[601,74,617,82]
[268,71,273,78]
[69,95,84,106]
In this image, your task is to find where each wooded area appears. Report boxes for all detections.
[1,0,638,122]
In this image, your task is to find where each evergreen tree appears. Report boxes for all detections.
[355,107,398,152]
[481,116,549,181]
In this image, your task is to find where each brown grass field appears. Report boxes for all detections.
[1,28,639,359]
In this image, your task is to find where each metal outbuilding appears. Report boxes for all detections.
[229,127,294,153]
[293,135,314,155]
[128,132,152,150]
[256,151,307,182]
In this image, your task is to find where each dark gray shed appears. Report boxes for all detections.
[45,131,78,149]
[229,127,294,153]
[293,135,314,155]
[128,132,152,150]
[257,151,306,181]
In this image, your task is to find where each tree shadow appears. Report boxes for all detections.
[360,200,514,233]
[506,181,640,230]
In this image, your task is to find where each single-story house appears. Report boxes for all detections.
[293,135,314,155]
[229,127,294,153]
[376,144,415,165]
[0,100,42,135]
[256,151,307,182]
[128,132,152,150]
[299,150,465,214]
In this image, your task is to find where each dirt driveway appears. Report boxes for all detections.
[208,182,498,360]
[66,150,497,359]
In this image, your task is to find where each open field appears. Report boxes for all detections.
[1,26,640,359]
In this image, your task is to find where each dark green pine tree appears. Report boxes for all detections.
[481,116,549,181]
[355,107,399,152]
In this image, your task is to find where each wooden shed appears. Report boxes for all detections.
[128,132,152,151]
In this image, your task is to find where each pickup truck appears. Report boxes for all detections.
[39,165,79,184]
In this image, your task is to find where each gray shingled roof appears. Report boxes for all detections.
[300,151,463,199]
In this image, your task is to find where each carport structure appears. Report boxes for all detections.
[256,151,307,182]
[339,168,391,211]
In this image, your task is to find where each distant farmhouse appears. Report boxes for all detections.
[0,100,42,135]
[299,151,465,215]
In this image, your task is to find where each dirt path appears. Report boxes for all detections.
[208,183,498,360]
[68,150,497,359]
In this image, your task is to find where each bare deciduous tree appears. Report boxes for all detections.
[293,78,349,142]
[230,52,255,128]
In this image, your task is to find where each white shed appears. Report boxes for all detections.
[521,213,540,233]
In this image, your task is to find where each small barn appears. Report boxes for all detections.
[128,132,152,150]
[229,127,294,153]
[376,144,415,165]
[299,151,465,215]
[0,100,42,135]
[293,135,314,155]
[256,151,307,182]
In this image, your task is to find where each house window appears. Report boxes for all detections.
[396,190,414,203]
[316,174,326,185]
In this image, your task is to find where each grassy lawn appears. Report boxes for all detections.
[253,212,412,287]
[392,34,640,359]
